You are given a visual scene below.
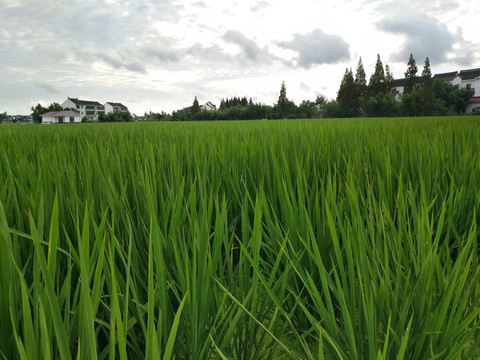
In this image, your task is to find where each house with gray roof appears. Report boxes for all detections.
[62,97,105,120]
[104,102,129,113]
[41,110,81,124]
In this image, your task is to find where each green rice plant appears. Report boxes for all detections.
[1,116,480,359]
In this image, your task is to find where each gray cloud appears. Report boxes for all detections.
[33,81,60,95]
[144,47,182,64]
[376,15,457,64]
[95,53,148,74]
[276,29,350,68]
[250,1,270,12]
[299,82,311,92]
[186,44,232,63]
[223,30,273,64]
[192,1,207,8]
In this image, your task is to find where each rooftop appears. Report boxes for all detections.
[106,102,128,110]
[457,68,480,81]
[41,111,81,117]
[67,97,103,106]
[433,71,458,81]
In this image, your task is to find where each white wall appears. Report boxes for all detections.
[41,115,81,124]
[474,78,480,96]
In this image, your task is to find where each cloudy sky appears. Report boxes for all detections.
[1,0,479,115]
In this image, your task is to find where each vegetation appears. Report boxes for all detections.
[30,102,63,123]
[98,111,133,122]
[1,117,480,359]
[324,54,474,118]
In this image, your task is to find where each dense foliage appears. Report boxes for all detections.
[30,102,63,123]
[98,111,133,122]
[324,54,474,118]
[1,117,480,359]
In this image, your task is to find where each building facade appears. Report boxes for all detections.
[104,102,129,113]
[41,110,81,124]
[62,98,105,120]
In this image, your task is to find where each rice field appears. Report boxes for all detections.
[1,117,480,359]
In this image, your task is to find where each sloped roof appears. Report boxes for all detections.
[433,71,458,81]
[67,97,103,106]
[393,78,407,87]
[106,102,128,110]
[41,111,81,117]
[457,68,480,80]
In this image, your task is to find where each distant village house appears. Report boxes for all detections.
[61,97,129,120]
[394,67,480,113]
[201,101,217,111]
[41,110,81,124]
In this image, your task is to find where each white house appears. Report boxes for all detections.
[451,69,480,113]
[201,101,217,111]
[393,67,480,113]
[451,69,480,97]
[104,102,129,113]
[61,98,105,120]
[41,110,81,124]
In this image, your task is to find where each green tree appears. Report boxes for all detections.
[404,53,418,93]
[337,68,359,117]
[0,112,7,123]
[417,57,435,115]
[277,81,289,118]
[385,64,396,96]
[31,102,62,124]
[315,95,326,117]
[191,96,200,115]
[98,111,133,122]
[337,68,355,102]
[354,57,367,97]
[361,93,399,117]
[297,100,318,118]
[422,57,432,81]
[368,54,387,96]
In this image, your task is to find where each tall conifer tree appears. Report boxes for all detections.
[337,68,355,103]
[191,96,200,114]
[422,57,432,80]
[354,57,367,97]
[404,53,418,93]
[277,81,289,118]
[368,54,387,96]
[385,64,396,96]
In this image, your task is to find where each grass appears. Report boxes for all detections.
[1,117,480,359]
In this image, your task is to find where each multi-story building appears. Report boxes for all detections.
[104,102,129,113]
[62,98,105,120]
[62,98,130,120]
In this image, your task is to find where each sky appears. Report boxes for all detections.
[1,0,479,115]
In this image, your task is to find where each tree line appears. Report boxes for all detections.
[169,54,474,121]
[171,84,325,121]
[323,54,474,118]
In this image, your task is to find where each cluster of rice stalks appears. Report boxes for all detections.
[1,117,479,359]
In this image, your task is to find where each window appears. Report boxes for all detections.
[58,116,64,123]
[466,84,472,89]
[70,117,74,123]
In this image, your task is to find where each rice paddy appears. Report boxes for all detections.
[1,117,480,359]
